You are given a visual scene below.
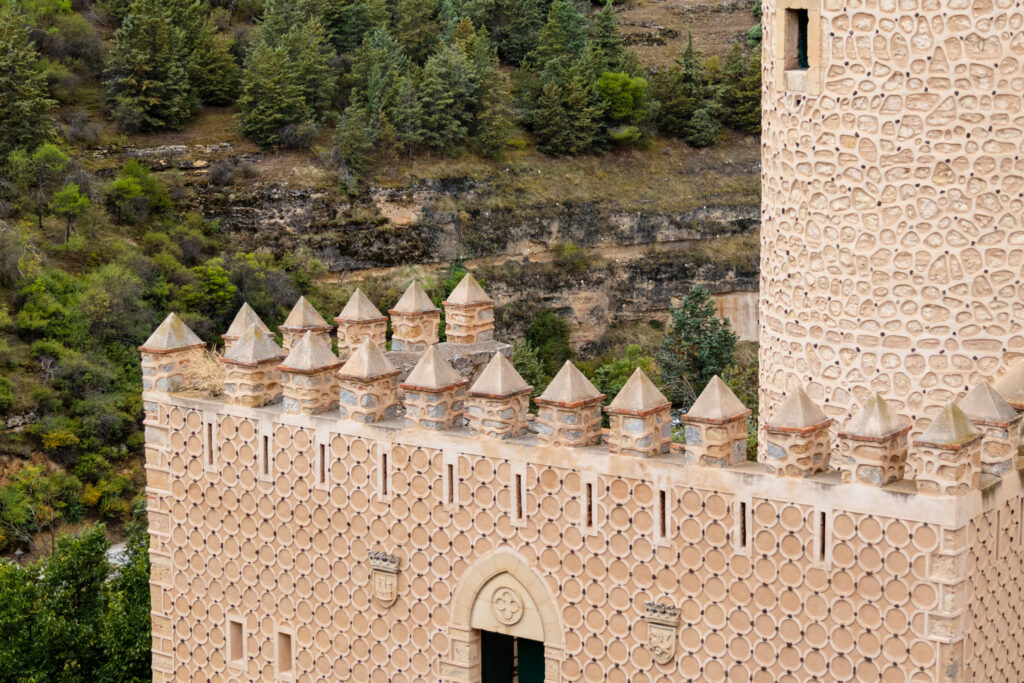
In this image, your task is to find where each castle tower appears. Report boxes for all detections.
[465,352,531,439]
[605,368,672,458]
[334,288,387,361]
[443,273,494,344]
[534,361,604,447]
[389,281,439,352]
[279,296,332,355]
[221,302,273,354]
[758,0,1024,434]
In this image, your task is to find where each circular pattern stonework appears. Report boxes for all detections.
[492,587,524,626]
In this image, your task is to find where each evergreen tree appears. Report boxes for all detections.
[322,0,390,53]
[473,64,513,157]
[528,0,589,71]
[0,7,56,158]
[191,32,242,106]
[718,44,761,135]
[237,43,312,147]
[104,0,196,131]
[651,31,716,139]
[531,56,602,155]
[493,0,547,65]
[656,285,737,407]
[50,183,89,243]
[590,1,624,73]
[595,71,648,123]
[682,106,720,147]
[418,45,470,150]
[390,74,424,153]
[395,0,439,62]
[349,27,408,120]
[335,101,379,172]
[7,143,70,231]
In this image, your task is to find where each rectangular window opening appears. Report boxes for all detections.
[229,618,244,663]
[739,501,749,549]
[277,631,293,675]
[785,8,810,70]
[585,483,594,529]
[262,435,270,477]
[1019,498,1023,545]
[659,489,668,538]
[319,444,327,486]
[818,510,828,562]
[515,474,524,521]
[206,422,215,466]
[381,452,388,497]
[448,463,455,505]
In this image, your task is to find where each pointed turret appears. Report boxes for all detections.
[443,273,494,344]
[534,361,605,447]
[466,353,532,439]
[680,376,751,468]
[994,359,1024,411]
[836,394,911,486]
[335,288,387,361]
[912,403,982,495]
[139,313,205,392]
[957,382,1022,476]
[222,302,273,353]
[221,324,286,407]
[277,331,341,414]
[337,339,401,423]
[279,296,333,354]
[389,281,440,352]
[763,386,832,477]
[400,346,468,430]
[605,369,672,457]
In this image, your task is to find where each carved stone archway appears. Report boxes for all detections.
[442,549,564,682]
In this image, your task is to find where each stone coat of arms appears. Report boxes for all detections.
[644,601,680,665]
[369,551,400,608]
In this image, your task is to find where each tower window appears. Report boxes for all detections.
[787,9,809,70]
[276,630,293,679]
[228,618,244,664]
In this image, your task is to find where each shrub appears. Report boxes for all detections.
[207,161,235,186]
[525,310,573,377]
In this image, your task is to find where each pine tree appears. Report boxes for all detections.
[528,0,589,71]
[104,0,196,131]
[237,43,312,147]
[590,1,624,73]
[190,32,242,106]
[472,60,513,157]
[50,183,89,243]
[719,45,761,135]
[682,107,720,147]
[349,27,408,120]
[7,143,70,231]
[395,0,439,62]
[0,8,56,158]
[493,0,547,65]
[322,0,390,53]
[418,46,470,150]
[390,74,424,154]
[335,102,378,172]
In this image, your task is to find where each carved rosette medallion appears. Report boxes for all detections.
[492,587,524,625]
[644,601,680,665]
[369,551,400,608]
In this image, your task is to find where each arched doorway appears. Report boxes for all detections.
[442,550,564,683]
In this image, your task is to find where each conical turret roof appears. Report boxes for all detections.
[686,376,749,422]
[279,330,340,372]
[338,339,397,379]
[140,312,203,351]
[281,296,330,329]
[536,361,603,405]
[445,273,491,306]
[917,403,979,446]
[470,352,530,396]
[958,382,1019,423]
[995,360,1024,409]
[842,393,907,438]
[224,302,272,338]
[337,288,386,322]
[607,368,669,414]
[223,324,285,365]
[391,281,437,314]
[402,346,463,389]
[768,386,830,431]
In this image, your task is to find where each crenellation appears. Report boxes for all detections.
[277,331,342,414]
[400,346,469,431]
[680,376,751,468]
[836,393,912,486]
[336,339,401,423]
[533,361,604,447]
[604,368,672,458]
[334,287,388,361]
[220,323,286,407]
[762,386,833,477]
[278,296,333,355]
[465,352,531,439]
[912,403,982,497]
[389,281,440,352]
[957,381,1023,476]
[442,273,495,345]
[138,312,205,393]
[221,302,274,355]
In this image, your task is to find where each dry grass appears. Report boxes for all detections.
[619,0,758,69]
[194,349,227,396]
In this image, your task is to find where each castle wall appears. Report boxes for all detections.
[144,391,1022,682]
[759,0,1024,433]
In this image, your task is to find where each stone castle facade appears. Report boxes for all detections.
[142,2,1024,679]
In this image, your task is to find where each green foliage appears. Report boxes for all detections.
[656,284,737,407]
[6,143,70,230]
[717,43,761,135]
[512,339,548,402]
[104,0,197,131]
[50,182,89,242]
[525,310,572,377]
[191,32,242,106]
[104,160,172,224]
[492,0,546,65]
[237,42,312,148]
[0,7,56,158]
[177,259,238,330]
[530,59,603,155]
[595,71,648,123]
[0,377,12,414]
[724,349,759,460]
[593,344,655,401]
[0,465,82,555]
[394,0,439,62]
[0,523,151,681]
[682,107,720,147]
[322,0,389,52]
[590,1,625,73]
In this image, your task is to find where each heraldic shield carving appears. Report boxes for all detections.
[644,602,680,665]
[369,551,400,608]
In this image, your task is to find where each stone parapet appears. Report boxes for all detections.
[680,376,751,467]
[337,340,401,423]
[534,362,605,447]
[401,347,468,430]
[912,404,982,496]
[958,382,1023,477]
[220,324,286,407]
[390,281,439,352]
[466,353,532,439]
[762,387,832,477]
[278,331,342,415]
[139,313,205,393]
[443,274,494,344]
[279,296,333,355]
[835,394,910,486]
[335,288,387,361]
[605,368,672,458]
